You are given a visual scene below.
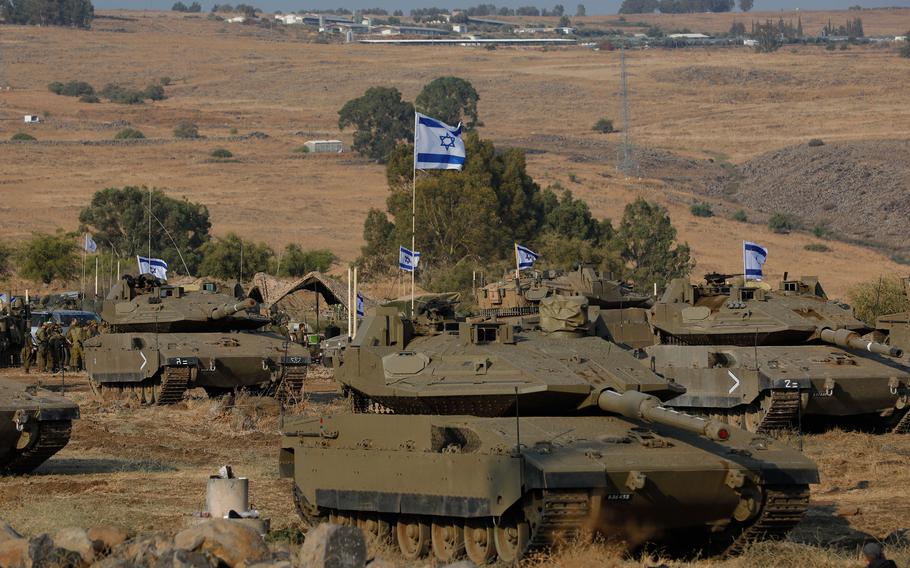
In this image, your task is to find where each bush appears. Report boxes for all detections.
[199,233,273,280]
[732,209,748,222]
[901,34,910,58]
[144,84,166,101]
[210,148,233,158]
[174,121,200,139]
[159,76,173,86]
[808,138,825,147]
[768,212,800,233]
[229,127,238,135]
[812,223,830,238]
[568,173,579,183]
[114,128,145,140]
[826,41,836,51]
[11,133,36,141]
[278,245,337,277]
[79,94,100,103]
[690,202,714,217]
[47,81,65,94]
[100,84,145,104]
[292,145,310,153]
[804,243,831,252]
[848,276,910,324]
[48,80,94,97]
[592,118,614,133]
[17,232,79,284]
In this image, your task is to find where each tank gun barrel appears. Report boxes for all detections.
[210,298,256,320]
[819,328,902,358]
[597,390,730,441]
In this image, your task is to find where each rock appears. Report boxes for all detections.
[298,524,367,568]
[247,562,293,568]
[0,537,28,568]
[365,560,398,568]
[440,562,478,568]
[173,520,269,567]
[28,533,85,567]
[91,558,133,568]
[0,521,22,543]
[54,527,98,563]
[87,525,131,553]
[115,533,172,565]
[157,548,219,568]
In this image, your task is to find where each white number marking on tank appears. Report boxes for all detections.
[727,370,740,394]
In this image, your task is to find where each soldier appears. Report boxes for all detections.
[48,323,66,372]
[20,334,35,374]
[863,543,897,568]
[66,318,84,371]
[35,322,51,373]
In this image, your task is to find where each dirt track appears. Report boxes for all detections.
[2,368,909,566]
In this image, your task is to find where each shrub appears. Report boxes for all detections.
[902,34,910,58]
[839,42,849,50]
[79,94,100,103]
[101,84,145,104]
[199,233,273,280]
[848,276,910,324]
[690,202,714,217]
[592,118,614,133]
[292,145,310,153]
[768,212,801,233]
[732,209,748,222]
[278,245,337,277]
[568,173,579,183]
[11,133,36,141]
[229,127,238,135]
[174,121,200,139]
[47,81,65,94]
[17,231,79,284]
[49,80,94,97]
[114,128,146,140]
[804,243,831,252]
[826,41,836,51]
[159,76,173,86]
[210,148,233,158]
[808,138,825,147]
[812,223,830,238]
[144,84,166,101]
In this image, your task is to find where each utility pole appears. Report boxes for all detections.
[618,47,637,178]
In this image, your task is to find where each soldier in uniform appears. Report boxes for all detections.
[20,334,35,374]
[35,322,51,373]
[48,323,66,372]
[66,319,84,371]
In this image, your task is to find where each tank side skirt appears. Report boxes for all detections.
[1,420,72,474]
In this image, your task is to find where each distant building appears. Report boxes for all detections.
[226,16,246,23]
[743,39,758,46]
[23,115,40,124]
[667,33,710,39]
[373,25,400,35]
[275,14,304,24]
[397,26,451,36]
[452,23,467,34]
[304,140,344,153]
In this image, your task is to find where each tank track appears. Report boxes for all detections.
[2,420,72,474]
[277,366,308,405]
[528,491,591,549]
[893,408,910,434]
[156,366,192,405]
[721,485,810,558]
[755,391,801,434]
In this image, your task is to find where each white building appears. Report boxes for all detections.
[275,14,304,24]
[304,140,344,153]
[23,115,40,124]
[226,16,246,23]
[452,23,467,33]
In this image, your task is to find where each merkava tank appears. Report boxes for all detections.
[1,378,79,474]
[85,274,310,405]
[641,273,910,434]
[475,265,652,319]
[280,295,818,564]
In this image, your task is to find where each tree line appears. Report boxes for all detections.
[618,0,748,14]
[1,0,93,27]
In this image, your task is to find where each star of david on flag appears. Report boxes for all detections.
[743,241,768,281]
[356,292,365,318]
[137,255,169,281]
[515,243,539,270]
[414,112,465,171]
[399,246,420,272]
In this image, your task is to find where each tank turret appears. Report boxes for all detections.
[281,293,818,564]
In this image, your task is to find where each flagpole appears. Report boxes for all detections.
[411,113,418,318]
[94,256,99,296]
[742,240,746,283]
[81,240,86,306]
[514,243,520,280]
[148,188,152,261]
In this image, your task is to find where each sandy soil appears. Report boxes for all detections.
[1,368,908,567]
[1,11,909,298]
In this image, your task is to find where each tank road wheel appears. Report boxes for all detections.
[357,514,392,546]
[396,516,431,560]
[431,520,465,562]
[494,517,530,563]
[463,520,497,565]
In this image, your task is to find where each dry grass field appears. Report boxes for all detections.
[2,369,909,567]
[2,10,910,297]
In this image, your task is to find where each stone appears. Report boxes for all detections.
[173,519,270,567]
[28,533,85,568]
[441,562,478,568]
[298,524,367,568]
[115,533,173,565]
[247,562,293,568]
[54,527,98,563]
[0,537,28,568]
[87,525,131,553]
[365,560,398,568]
[159,549,218,568]
[91,558,133,568]
[0,521,22,543]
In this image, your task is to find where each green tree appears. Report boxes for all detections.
[618,0,658,13]
[338,87,414,162]
[415,77,481,130]
[738,0,753,12]
[359,208,397,275]
[558,15,571,26]
[615,198,693,292]
[187,1,201,10]
[575,3,586,16]
[17,232,79,284]
[278,245,337,277]
[848,276,910,325]
[901,33,910,58]
[198,233,273,281]
[114,128,145,140]
[172,1,187,10]
[1,0,94,27]
[78,186,211,275]
[754,19,782,52]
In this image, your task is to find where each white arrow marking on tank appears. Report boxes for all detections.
[139,351,147,371]
[727,370,740,394]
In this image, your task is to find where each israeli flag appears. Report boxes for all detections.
[515,243,539,270]
[399,246,420,272]
[356,292,365,318]
[414,113,465,171]
[137,255,169,281]
[743,241,768,281]
[84,233,97,253]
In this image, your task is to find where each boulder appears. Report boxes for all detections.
[0,537,28,568]
[87,525,132,553]
[174,520,270,567]
[298,524,367,568]
[28,533,85,567]
[162,548,219,568]
[114,533,173,565]
[54,527,98,563]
